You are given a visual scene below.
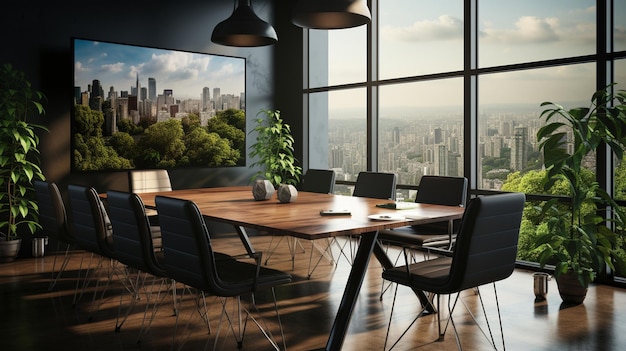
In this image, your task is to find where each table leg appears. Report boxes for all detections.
[325,231,378,351]
[234,225,256,257]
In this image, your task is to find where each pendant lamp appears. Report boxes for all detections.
[292,0,371,29]
[211,0,278,47]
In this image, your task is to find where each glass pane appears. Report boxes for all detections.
[379,0,463,79]
[615,59,626,201]
[309,27,367,89]
[478,63,595,192]
[479,0,596,67]
[378,79,463,200]
[616,0,626,52]
[310,88,367,195]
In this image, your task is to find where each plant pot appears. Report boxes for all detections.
[0,239,22,263]
[556,271,588,305]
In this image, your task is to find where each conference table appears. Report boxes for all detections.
[135,186,464,351]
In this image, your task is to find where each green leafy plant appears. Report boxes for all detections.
[0,63,47,241]
[535,85,626,288]
[249,109,302,187]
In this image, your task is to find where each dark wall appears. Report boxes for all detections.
[2,0,304,194]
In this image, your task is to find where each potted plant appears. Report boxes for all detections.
[0,63,47,262]
[535,84,626,303]
[249,109,302,201]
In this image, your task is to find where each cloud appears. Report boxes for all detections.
[381,15,463,42]
[482,16,560,44]
[74,61,88,72]
[101,62,125,74]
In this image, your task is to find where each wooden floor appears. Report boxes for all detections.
[2,233,626,351]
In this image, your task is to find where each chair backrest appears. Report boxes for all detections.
[68,184,114,258]
[106,190,166,277]
[415,176,468,207]
[155,195,227,296]
[300,169,336,194]
[130,169,172,193]
[34,180,74,244]
[352,171,397,200]
[448,192,525,292]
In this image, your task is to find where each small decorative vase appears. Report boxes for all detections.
[556,271,588,305]
[252,179,275,200]
[277,184,298,203]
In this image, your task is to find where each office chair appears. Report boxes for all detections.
[264,169,337,276]
[67,184,118,318]
[382,192,525,350]
[129,169,172,226]
[377,176,468,298]
[106,190,179,342]
[34,180,75,291]
[333,171,397,264]
[155,195,292,350]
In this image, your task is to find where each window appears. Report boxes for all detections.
[303,0,626,280]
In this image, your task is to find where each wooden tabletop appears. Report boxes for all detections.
[135,186,465,240]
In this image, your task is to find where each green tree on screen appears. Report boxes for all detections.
[134,118,185,169]
[73,105,131,170]
[182,127,240,166]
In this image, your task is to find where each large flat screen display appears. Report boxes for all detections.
[72,37,246,171]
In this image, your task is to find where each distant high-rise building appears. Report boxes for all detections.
[330,146,344,169]
[511,126,528,171]
[202,87,211,111]
[148,78,156,101]
[393,127,400,144]
[73,87,81,104]
[135,73,141,101]
[213,88,221,110]
[91,79,103,99]
[433,144,448,176]
[434,127,443,144]
[163,89,174,105]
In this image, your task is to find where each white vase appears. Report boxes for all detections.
[252,179,275,200]
[277,184,298,203]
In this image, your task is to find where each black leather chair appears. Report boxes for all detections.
[352,171,397,200]
[382,192,525,350]
[334,171,397,265]
[106,190,176,340]
[300,168,336,194]
[67,184,116,313]
[264,169,337,277]
[155,195,292,350]
[377,176,467,298]
[34,180,75,291]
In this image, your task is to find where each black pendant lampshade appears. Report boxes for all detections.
[211,0,278,47]
[292,0,372,29]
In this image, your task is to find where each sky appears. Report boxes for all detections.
[321,0,625,111]
[74,38,245,101]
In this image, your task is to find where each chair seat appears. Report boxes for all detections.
[378,226,456,248]
[382,257,452,293]
[214,253,292,295]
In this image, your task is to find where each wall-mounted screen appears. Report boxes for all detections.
[72,37,246,172]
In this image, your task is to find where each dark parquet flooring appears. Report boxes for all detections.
[2,233,625,351]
